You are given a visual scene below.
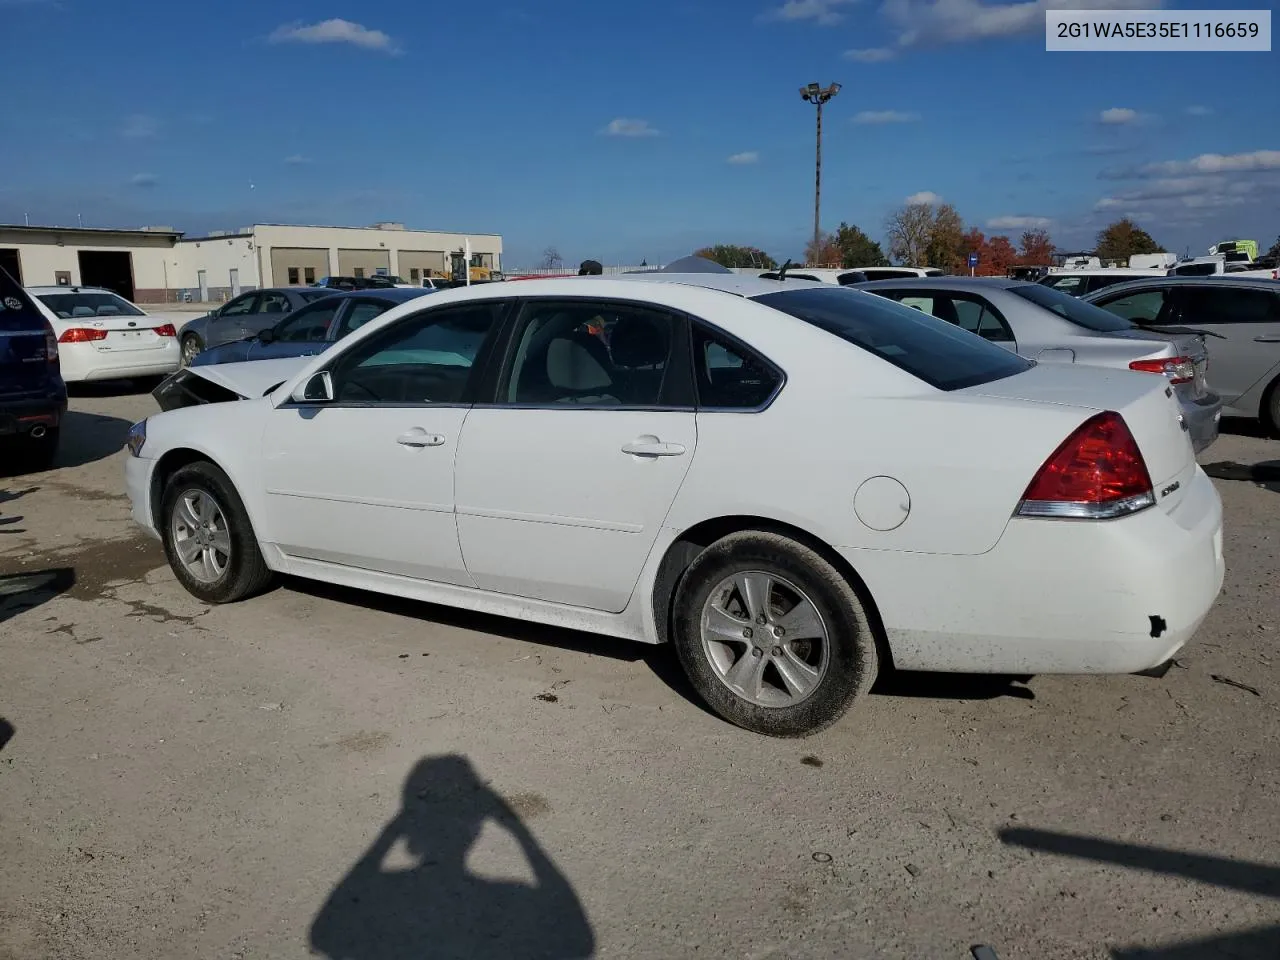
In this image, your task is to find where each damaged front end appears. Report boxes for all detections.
[151,357,310,412]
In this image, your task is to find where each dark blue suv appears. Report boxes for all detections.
[0,266,66,470]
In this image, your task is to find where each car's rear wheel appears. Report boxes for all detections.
[1262,376,1280,438]
[180,335,203,367]
[671,531,879,737]
[160,461,273,603]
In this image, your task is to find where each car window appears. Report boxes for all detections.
[877,291,1014,343]
[504,300,676,407]
[692,324,782,409]
[1094,289,1167,323]
[338,299,393,336]
[836,272,867,286]
[1087,275,1140,294]
[299,290,331,302]
[258,291,290,313]
[0,269,46,331]
[275,301,340,342]
[1175,286,1279,324]
[327,302,504,404]
[220,294,258,317]
[1042,275,1086,295]
[36,291,145,318]
[753,287,1031,391]
[1008,283,1133,332]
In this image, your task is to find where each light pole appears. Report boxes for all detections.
[800,81,840,265]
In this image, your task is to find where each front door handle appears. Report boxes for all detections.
[622,436,686,458]
[397,428,445,448]
[1253,336,1280,343]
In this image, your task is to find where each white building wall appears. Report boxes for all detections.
[171,233,260,299]
[0,229,178,293]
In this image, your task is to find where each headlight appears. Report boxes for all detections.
[126,419,147,457]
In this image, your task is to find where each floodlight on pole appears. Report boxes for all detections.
[800,81,841,264]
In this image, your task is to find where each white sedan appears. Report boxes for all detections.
[124,275,1224,736]
[28,285,181,383]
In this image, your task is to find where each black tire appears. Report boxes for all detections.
[671,531,880,738]
[1262,377,1280,438]
[180,334,203,367]
[159,461,273,603]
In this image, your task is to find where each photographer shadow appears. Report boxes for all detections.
[310,754,595,960]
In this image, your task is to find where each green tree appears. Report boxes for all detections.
[833,222,889,267]
[925,203,966,272]
[693,244,777,269]
[1095,218,1164,262]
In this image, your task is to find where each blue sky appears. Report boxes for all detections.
[0,0,1276,266]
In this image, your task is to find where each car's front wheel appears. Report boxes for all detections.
[180,334,203,367]
[1263,375,1280,438]
[160,461,273,603]
[672,531,880,737]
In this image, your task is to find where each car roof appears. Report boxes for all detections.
[854,276,1025,291]
[505,272,821,298]
[1083,275,1280,295]
[26,285,128,296]
[313,287,432,303]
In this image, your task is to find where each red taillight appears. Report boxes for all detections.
[1018,411,1155,520]
[58,327,108,343]
[43,321,59,366]
[1129,356,1194,384]
[154,323,177,337]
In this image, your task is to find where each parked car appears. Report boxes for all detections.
[759,268,868,285]
[190,288,436,366]
[1039,269,1168,297]
[312,275,419,291]
[26,285,180,384]
[1083,276,1280,434]
[179,288,332,366]
[853,276,1222,452]
[126,274,1223,737]
[1,267,65,469]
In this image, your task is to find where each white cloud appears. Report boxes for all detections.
[268,19,398,53]
[727,151,759,164]
[1185,105,1212,116]
[1099,107,1138,124]
[852,109,920,124]
[283,154,312,166]
[1138,150,1280,177]
[844,46,897,61]
[762,0,858,24]
[986,215,1051,229]
[601,118,660,138]
[906,190,941,204]
[120,114,158,139]
[850,0,1162,55]
[129,173,158,188]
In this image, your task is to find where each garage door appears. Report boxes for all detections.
[337,249,391,279]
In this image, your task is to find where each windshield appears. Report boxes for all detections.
[1009,283,1134,332]
[753,287,1032,391]
[37,291,145,319]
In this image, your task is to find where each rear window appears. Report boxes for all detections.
[299,291,333,302]
[0,267,47,331]
[37,291,145,319]
[752,287,1031,391]
[1009,283,1134,332]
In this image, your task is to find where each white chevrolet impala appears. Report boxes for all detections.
[125,274,1225,736]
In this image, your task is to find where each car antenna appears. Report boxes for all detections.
[777,258,793,280]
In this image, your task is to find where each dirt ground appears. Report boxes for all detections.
[1,385,1277,960]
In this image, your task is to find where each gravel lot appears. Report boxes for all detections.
[2,384,1277,960]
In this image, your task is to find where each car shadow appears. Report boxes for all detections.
[0,717,12,752]
[0,567,75,625]
[1,411,133,477]
[0,485,38,534]
[1201,459,1280,494]
[1000,828,1280,958]
[309,753,595,960]
[1217,416,1273,440]
[873,671,1036,701]
[66,377,166,399]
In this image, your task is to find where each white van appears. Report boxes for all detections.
[1039,268,1167,297]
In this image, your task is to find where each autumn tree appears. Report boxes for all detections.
[988,235,1018,275]
[925,203,966,273]
[540,246,563,270]
[1095,218,1164,262]
[833,222,889,267]
[804,233,841,266]
[1018,228,1055,265]
[693,244,777,269]
[886,203,935,266]
[961,227,988,272]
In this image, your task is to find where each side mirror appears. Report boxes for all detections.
[291,370,334,404]
[259,328,276,344]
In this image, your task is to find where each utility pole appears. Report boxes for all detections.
[800,82,840,264]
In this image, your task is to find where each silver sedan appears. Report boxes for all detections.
[853,277,1222,452]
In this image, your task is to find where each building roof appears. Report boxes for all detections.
[0,224,183,238]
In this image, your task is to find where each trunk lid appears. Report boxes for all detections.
[1100,327,1211,400]
[0,269,57,397]
[965,362,1196,514]
[34,290,174,354]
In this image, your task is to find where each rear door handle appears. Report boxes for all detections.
[1253,336,1280,343]
[621,437,686,457]
[397,428,445,448]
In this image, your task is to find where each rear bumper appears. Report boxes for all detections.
[846,466,1224,675]
[59,342,181,383]
[1180,392,1222,453]
[0,389,68,438]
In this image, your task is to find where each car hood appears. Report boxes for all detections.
[152,357,310,411]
